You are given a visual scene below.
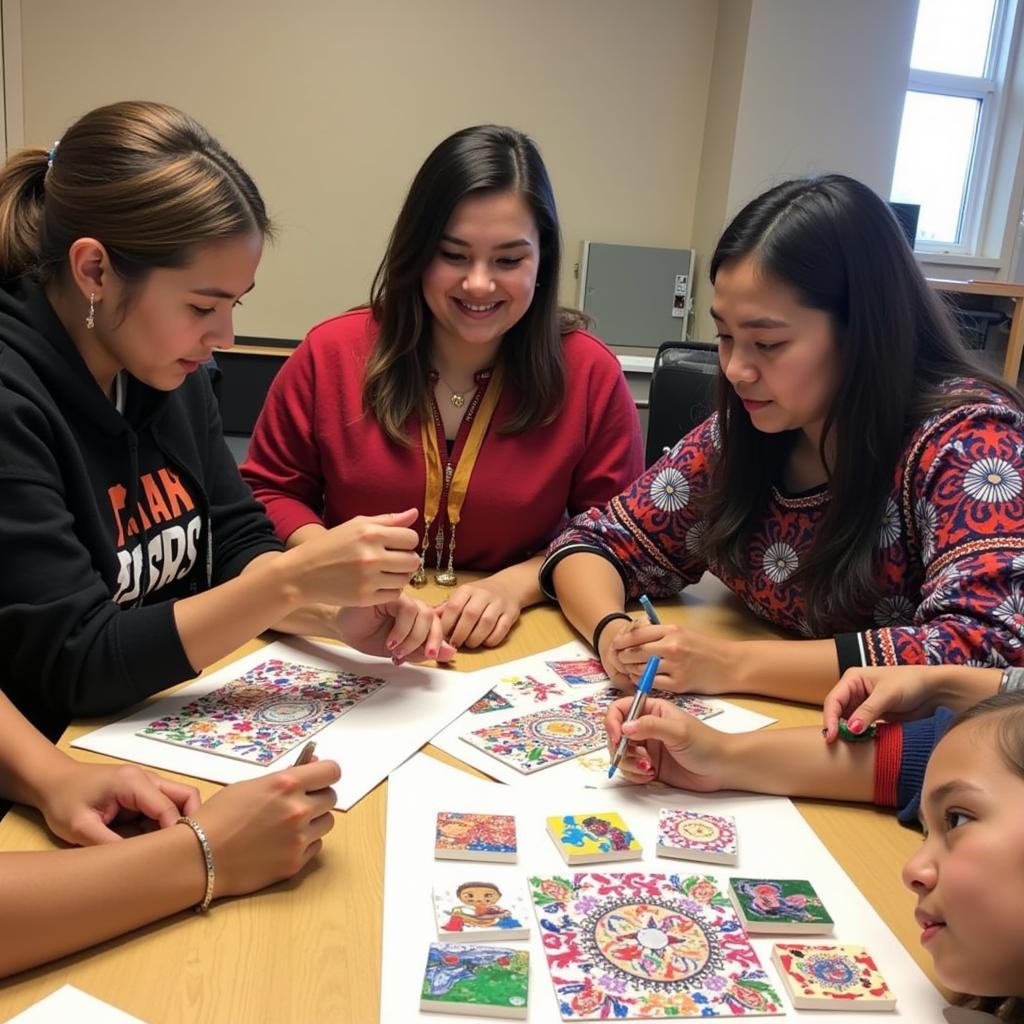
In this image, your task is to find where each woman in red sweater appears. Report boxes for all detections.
[242,125,642,650]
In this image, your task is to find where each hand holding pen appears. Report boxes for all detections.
[607,655,661,779]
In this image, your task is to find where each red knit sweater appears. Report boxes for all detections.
[240,309,643,572]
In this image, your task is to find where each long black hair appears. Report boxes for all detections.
[364,124,577,444]
[700,174,1019,631]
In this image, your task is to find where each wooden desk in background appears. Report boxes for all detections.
[929,277,1024,384]
[0,576,939,1022]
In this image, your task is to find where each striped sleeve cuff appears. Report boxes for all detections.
[873,722,902,808]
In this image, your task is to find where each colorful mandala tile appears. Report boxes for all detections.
[137,659,384,765]
[528,872,783,1019]
[461,692,618,775]
[772,943,896,1011]
[658,809,738,865]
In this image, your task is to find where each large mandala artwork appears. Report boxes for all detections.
[529,872,783,1019]
[461,692,617,774]
[138,659,385,765]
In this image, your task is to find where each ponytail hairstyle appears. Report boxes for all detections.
[364,124,576,445]
[0,100,272,307]
[699,174,1020,632]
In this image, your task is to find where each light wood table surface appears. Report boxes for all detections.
[0,576,940,1021]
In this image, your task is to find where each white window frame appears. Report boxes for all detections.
[899,0,1018,256]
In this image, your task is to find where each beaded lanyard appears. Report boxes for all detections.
[411,363,505,586]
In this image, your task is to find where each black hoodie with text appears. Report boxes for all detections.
[0,278,283,734]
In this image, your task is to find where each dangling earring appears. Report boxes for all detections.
[86,293,96,330]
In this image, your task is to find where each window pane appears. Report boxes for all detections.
[911,0,996,76]
[890,91,980,245]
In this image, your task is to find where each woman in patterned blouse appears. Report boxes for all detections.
[541,174,1024,703]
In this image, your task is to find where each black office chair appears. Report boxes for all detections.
[645,341,719,467]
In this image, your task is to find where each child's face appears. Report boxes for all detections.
[902,720,1024,997]
[460,886,500,910]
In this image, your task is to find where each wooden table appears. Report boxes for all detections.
[0,577,940,1021]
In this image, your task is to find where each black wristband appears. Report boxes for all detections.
[592,612,633,654]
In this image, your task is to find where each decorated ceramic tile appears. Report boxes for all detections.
[460,692,617,774]
[529,872,784,1019]
[658,809,739,865]
[545,658,610,687]
[433,880,530,941]
[772,943,897,1011]
[469,688,516,715]
[728,878,834,934]
[137,659,384,766]
[435,812,518,863]
[546,812,642,865]
[420,943,529,1018]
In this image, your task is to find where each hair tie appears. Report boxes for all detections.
[46,139,60,171]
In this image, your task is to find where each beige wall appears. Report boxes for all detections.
[18,0,717,340]
[691,0,917,341]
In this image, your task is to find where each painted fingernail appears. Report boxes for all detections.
[821,727,828,737]
[638,760,651,772]
[849,718,864,734]
[426,647,437,659]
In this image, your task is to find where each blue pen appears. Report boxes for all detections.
[607,655,661,779]
[638,594,661,626]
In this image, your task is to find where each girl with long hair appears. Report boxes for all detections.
[544,174,1024,701]
[242,125,642,650]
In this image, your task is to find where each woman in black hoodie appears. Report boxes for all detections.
[0,100,452,736]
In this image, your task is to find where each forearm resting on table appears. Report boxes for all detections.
[730,638,841,705]
[0,826,206,978]
[724,726,875,803]
[550,552,627,638]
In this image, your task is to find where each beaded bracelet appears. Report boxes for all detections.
[592,611,633,654]
[177,816,216,912]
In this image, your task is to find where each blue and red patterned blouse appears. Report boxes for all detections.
[540,379,1024,671]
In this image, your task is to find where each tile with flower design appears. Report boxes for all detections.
[657,809,738,865]
[528,872,783,1019]
[137,659,384,765]
[772,943,896,1011]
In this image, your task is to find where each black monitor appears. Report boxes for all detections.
[888,201,920,249]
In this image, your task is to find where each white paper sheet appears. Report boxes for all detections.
[71,638,494,811]
[381,753,947,1022]
[431,641,776,789]
[3,986,145,1023]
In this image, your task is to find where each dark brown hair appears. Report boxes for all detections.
[0,100,272,299]
[700,174,1021,632]
[363,124,575,444]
